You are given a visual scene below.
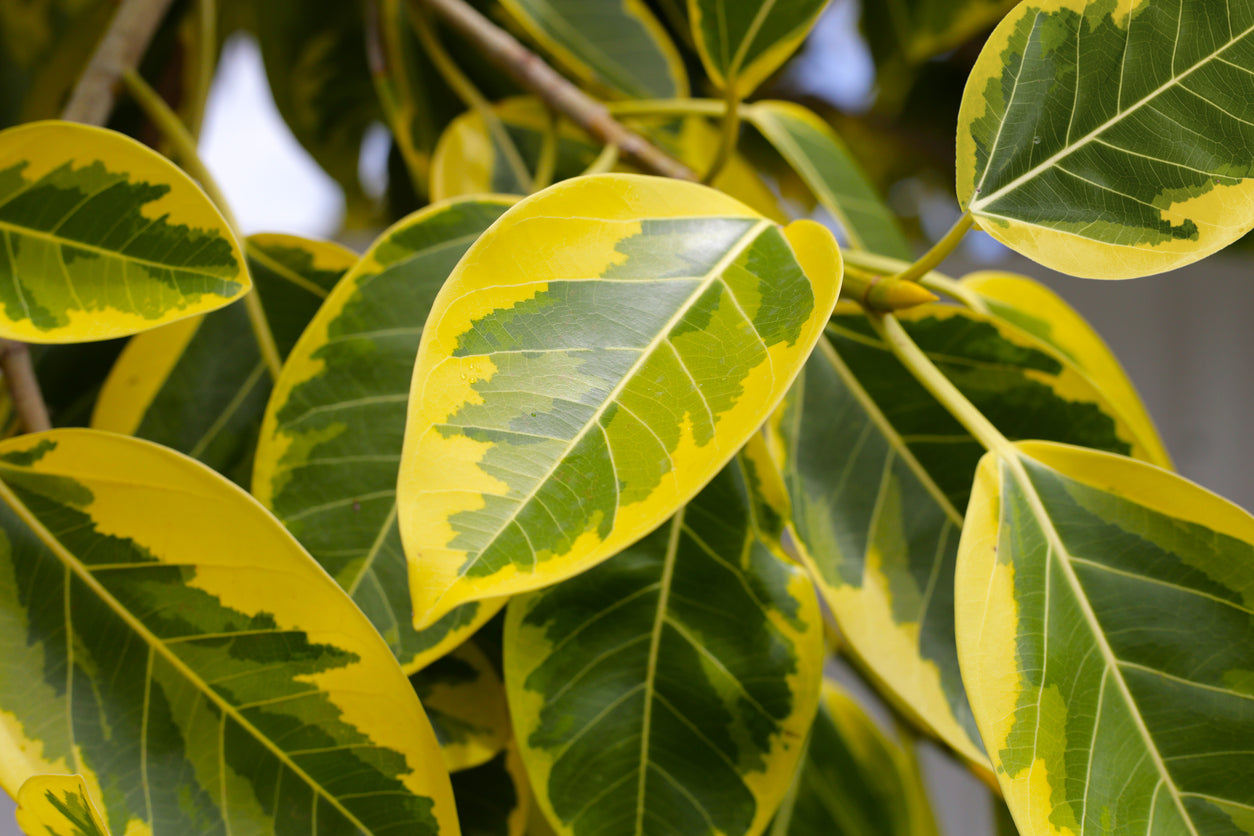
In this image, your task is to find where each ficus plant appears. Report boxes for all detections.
[0,0,1251,835]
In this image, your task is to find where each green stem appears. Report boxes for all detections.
[605,98,727,119]
[186,0,217,136]
[893,212,974,284]
[120,69,283,382]
[531,108,559,191]
[581,142,620,175]
[842,249,990,314]
[702,90,741,184]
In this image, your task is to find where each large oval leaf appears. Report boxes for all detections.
[957,440,1254,836]
[505,456,823,836]
[688,0,831,97]
[770,302,1161,769]
[500,0,688,99]
[15,774,109,836]
[0,430,457,835]
[398,173,841,627]
[957,0,1254,279]
[254,199,515,670]
[91,234,355,485]
[0,121,248,342]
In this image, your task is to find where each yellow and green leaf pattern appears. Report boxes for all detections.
[15,774,109,836]
[957,440,1254,835]
[688,0,832,96]
[957,0,1254,278]
[0,121,247,342]
[411,640,510,772]
[0,429,457,836]
[505,457,824,836]
[399,173,842,626]
[254,198,516,670]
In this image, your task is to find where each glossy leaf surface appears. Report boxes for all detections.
[746,100,911,259]
[771,302,1157,767]
[411,640,509,772]
[500,0,687,99]
[688,0,831,96]
[399,173,842,626]
[15,774,109,836]
[957,0,1254,278]
[254,199,513,669]
[0,121,247,342]
[0,430,456,835]
[505,458,824,836]
[91,234,354,485]
[452,745,529,836]
[957,441,1254,836]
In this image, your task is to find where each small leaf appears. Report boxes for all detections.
[746,100,911,259]
[500,0,688,99]
[957,440,1254,836]
[861,0,1016,67]
[411,640,510,772]
[452,745,530,836]
[0,121,248,342]
[0,430,457,836]
[91,234,354,484]
[15,774,110,836]
[957,0,1254,278]
[688,0,832,97]
[505,457,824,836]
[399,173,842,627]
[254,198,515,669]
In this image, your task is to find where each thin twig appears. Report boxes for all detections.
[415,0,697,181]
[0,342,50,433]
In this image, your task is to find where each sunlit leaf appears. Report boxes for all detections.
[15,774,109,836]
[957,0,1254,278]
[500,0,688,99]
[746,100,911,259]
[453,744,530,836]
[957,440,1254,836]
[91,234,354,485]
[0,121,247,342]
[769,302,1162,769]
[0,430,457,835]
[505,457,824,836]
[254,198,514,669]
[688,0,832,96]
[862,0,1016,67]
[399,173,842,627]
[411,640,509,772]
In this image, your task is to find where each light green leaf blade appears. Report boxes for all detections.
[862,0,1016,67]
[254,198,515,670]
[957,440,1254,836]
[957,0,1254,279]
[505,457,824,836]
[0,429,457,835]
[0,121,248,342]
[746,100,911,260]
[770,302,1161,769]
[411,640,510,773]
[500,0,688,99]
[15,774,110,836]
[688,0,832,96]
[452,744,530,836]
[90,234,354,485]
[399,173,842,627]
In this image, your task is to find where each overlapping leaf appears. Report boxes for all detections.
[957,0,1254,278]
[254,198,514,670]
[746,100,911,259]
[770,302,1157,768]
[0,429,457,836]
[957,440,1254,836]
[499,0,688,99]
[451,745,530,836]
[688,0,831,96]
[15,774,109,836]
[505,456,824,836]
[91,234,354,485]
[411,640,510,772]
[0,121,247,342]
[398,173,842,627]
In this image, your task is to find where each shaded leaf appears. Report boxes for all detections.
[15,774,109,836]
[505,457,824,836]
[254,198,514,670]
[0,121,247,342]
[399,173,842,626]
[411,640,510,773]
[957,440,1254,836]
[862,0,1016,67]
[0,0,112,128]
[0,430,457,836]
[453,745,530,836]
[957,0,1254,278]
[689,0,831,96]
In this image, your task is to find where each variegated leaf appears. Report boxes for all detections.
[399,173,842,627]
[411,640,509,773]
[505,457,824,836]
[958,0,1254,278]
[958,440,1254,835]
[254,198,514,670]
[688,0,832,96]
[15,774,109,836]
[0,430,457,836]
[0,121,247,342]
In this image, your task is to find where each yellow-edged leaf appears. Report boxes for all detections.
[688,0,832,97]
[412,640,509,773]
[15,774,109,836]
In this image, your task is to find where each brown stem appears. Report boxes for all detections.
[0,342,51,433]
[415,0,697,181]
